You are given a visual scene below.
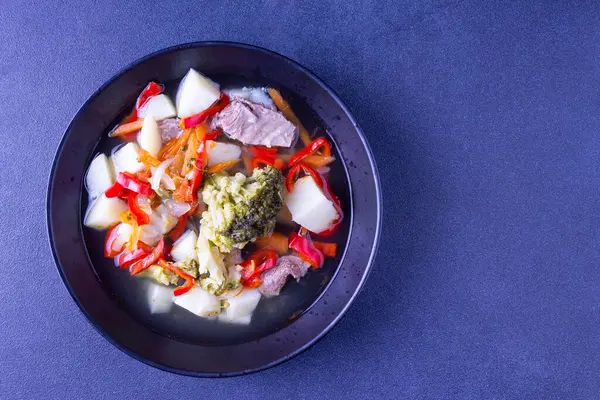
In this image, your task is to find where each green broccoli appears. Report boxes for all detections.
[200,166,284,252]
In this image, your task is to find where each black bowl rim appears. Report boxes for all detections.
[46,41,382,377]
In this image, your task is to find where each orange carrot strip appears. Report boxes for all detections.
[267,88,311,146]
[255,233,289,256]
[137,149,162,168]
[303,155,335,168]
[110,119,144,137]
[181,128,200,176]
[313,241,337,257]
[207,159,240,174]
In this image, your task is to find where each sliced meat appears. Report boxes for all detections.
[158,118,183,141]
[259,255,309,297]
[214,98,297,147]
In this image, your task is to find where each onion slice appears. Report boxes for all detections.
[164,199,192,217]
[151,159,174,191]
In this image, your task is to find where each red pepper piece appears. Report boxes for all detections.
[104,181,129,198]
[122,82,164,123]
[130,238,165,275]
[181,94,231,129]
[239,250,278,288]
[118,247,149,269]
[205,130,221,141]
[116,172,154,196]
[249,146,278,159]
[104,224,125,257]
[288,137,332,167]
[127,192,150,225]
[158,259,195,296]
[251,156,285,170]
[187,141,206,202]
[289,232,324,268]
[285,163,343,236]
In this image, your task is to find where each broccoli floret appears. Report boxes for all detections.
[201,166,284,252]
[141,265,179,286]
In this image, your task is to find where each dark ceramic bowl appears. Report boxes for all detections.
[47,42,381,377]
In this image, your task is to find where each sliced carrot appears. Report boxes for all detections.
[267,88,311,146]
[242,151,253,174]
[110,119,144,137]
[207,159,240,174]
[313,241,337,257]
[134,169,152,182]
[255,233,289,256]
[173,179,190,203]
[181,128,200,176]
[137,149,162,168]
[159,129,192,160]
[303,155,335,168]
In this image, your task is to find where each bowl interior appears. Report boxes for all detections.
[48,42,380,376]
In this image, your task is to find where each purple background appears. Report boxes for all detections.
[1,1,599,398]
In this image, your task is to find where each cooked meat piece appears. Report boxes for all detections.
[259,255,309,297]
[158,118,182,141]
[214,98,297,147]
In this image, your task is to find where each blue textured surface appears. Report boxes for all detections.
[1,1,599,398]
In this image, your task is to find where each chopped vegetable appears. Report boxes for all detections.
[173,286,220,317]
[146,283,174,314]
[138,149,162,168]
[239,249,278,288]
[158,259,195,296]
[116,172,154,196]
[312,241,337,257]
[137,93,176,120]
[267,88,312,146]
[176,68,221,118]
[109,119,145,138]
[207,159,240,174]
[206,140,241,166]
[302,155,335,168]
[251,156,285,170]
[219,288,261,324]
[112,142,144,174]
[138,116,162,157]
[249,146,278,158]
[255,233,289,256]
[118,247,148,269]
[201,166,284,252]
[285,163,342,235]
[180,93,230,129]
[86,154,115,200]
[84,194,128,229]
[289,233,324,268]
[127,192,150,225]
[288,137,332,167]
[130,238,165,275]
[170,230,198,262]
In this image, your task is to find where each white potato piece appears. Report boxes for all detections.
[206,141,241,166]
[147,283,173,314]
[138,117,162,157]
[85,154,114,199]
[171,230,198,262]
[137,94,176,120]
[176,68,221,118]
[219,289,261,325]
[111,223,133,251]
[111,142,144,175]
[174,286,221,317]
[84,194,128,229]
[138,205,178,246]
[285,176,339,233]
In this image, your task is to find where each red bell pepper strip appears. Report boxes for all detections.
[239,250,278,288]
[289,232,324,268]
[127,192,150,225]
[122,82,164,123]
[181,94,231,129]
[186,141,206,202]
[116,172,154,196]
[168,203,198,242]
[249,146,278,159]
[251,156,285,170]
[104,181,129,198]
[104,224,125,257]
[118,247,149,269]
[158,259,195,296]
[205,130,221,141]
[130,238,165,275]
[285,163,343,236]
[288,137,332,167]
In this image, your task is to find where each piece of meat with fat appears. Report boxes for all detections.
[214,98,297,147]
[158,118,183,141]
[259,255,309,297]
